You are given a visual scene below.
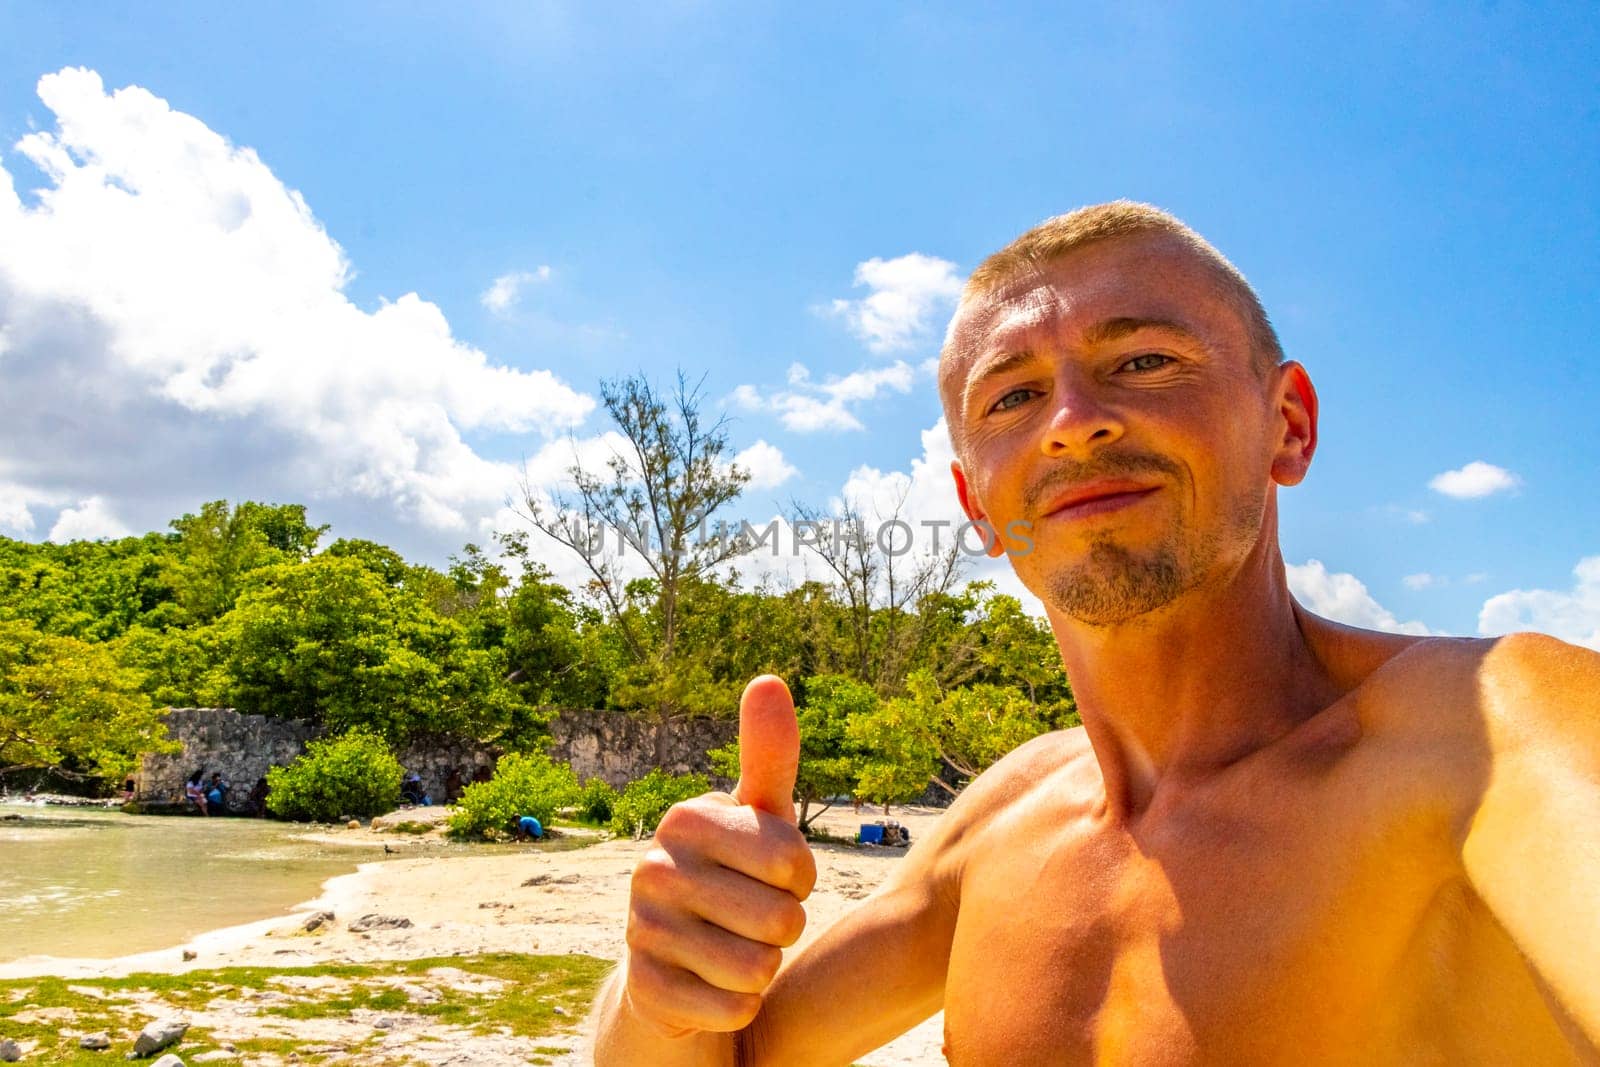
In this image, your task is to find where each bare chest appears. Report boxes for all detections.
[940,778,1565,1064]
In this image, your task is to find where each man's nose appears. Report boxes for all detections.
[1040,378,1124,457]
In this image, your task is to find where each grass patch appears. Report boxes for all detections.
[0,953,611,1064]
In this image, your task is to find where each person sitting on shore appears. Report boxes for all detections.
[206,772,230,815]
[401,771,427,806]
[514,815,545,841]
[183,770,208,816]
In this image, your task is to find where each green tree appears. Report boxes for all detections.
[265,728,402,822]
[447,752,580,840]
[789,495,968,696]
[521,372,751,721]
[168,500,327,624]
[849,670,1069,803]
[217,557,529,743]
[0,619,175,783]
[609,769,711,839]
[108,624,230,708]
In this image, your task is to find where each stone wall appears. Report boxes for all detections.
[136,707,736,811]
[136,708,319,811]
[547,710,736,789]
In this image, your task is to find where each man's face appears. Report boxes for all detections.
[945,234,1302,627]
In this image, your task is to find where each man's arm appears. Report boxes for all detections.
[1460,632,1600,1041]
[735,826,958,1065]
[593,674,960,1065]
[593,817,958,1066]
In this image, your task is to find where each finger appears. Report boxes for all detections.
[652,804,818,900]
[733,674,799,823]
[649,855,809,947]
[629,902,784,996]
[624,952,762,1035]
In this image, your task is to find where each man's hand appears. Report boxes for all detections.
[621,674,818,1036]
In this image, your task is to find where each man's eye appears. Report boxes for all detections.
[991,388,1034,413]
[1121,353,1173,372]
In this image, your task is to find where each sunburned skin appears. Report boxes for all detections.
[591,207,1600,1066]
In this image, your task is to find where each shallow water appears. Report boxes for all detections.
[0,802,390,961]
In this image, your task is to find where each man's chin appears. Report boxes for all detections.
[1029,553,1188,628]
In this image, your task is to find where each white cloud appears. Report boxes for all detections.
[480,267,552,313]
[48,496,130,541]
[732,360,915,433]
[1477,556,1600,651]
[0,68,594,538]
[1287,560,1434,635]
[0,482,59,533]
[731,440,798,490]
[1428,461,1520,500]
[1402,572,1437,590]
[828,253,963,353]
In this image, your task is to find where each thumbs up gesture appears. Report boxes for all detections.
[621,676,818,1036]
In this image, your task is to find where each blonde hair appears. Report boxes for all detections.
[946,200,1283,380]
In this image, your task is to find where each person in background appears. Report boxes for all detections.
[206,771,230,815]
[183,769,208,816]
[401,771,426,806]
[514,814,545,841]
[248,776,270,817]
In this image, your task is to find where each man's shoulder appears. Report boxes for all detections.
[930,727,1100,844]
[1343,632,1599,821]
[1349,631,1597,727]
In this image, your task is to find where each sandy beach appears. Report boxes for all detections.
[1,805,948,1065]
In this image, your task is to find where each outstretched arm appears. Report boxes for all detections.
[1461,633,1600,1042]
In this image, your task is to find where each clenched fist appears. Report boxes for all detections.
[621,674,818,1036]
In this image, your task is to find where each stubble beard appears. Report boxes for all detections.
[1040,492,1261,628]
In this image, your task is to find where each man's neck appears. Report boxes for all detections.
[1047,543,1342,819]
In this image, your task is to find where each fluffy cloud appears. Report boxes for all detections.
[480,267,552,313]
[731,360,917,433]
[1428,461,1520,499]
[1477,556,1600,651]
[0,482,51,533]
[0,68,594,542]
[829,418,1045,610]
[48,496,131,542]
[1286,560,1434,635]
[731,440,798,490]
[828,253,963,353]
[1402,572,1437,590]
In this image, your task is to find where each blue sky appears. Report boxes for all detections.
[0,3,1596,645]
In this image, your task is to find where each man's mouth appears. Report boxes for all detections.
[1038,481,1160,522]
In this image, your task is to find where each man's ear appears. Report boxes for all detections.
[1270,361,1318,487]
[951,460,1007,558]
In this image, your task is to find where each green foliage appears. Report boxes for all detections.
[168,500,327,624]
[0,619,176,782]
[522,371,755,721]
[265,728,402,822]
[575,777,619,825]
[447,752,580,840]
[850,670,1067,803]
[608,769,710,839]
[108,623,229,708]
[217,556,530,742]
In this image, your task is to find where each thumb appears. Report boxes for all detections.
[733,674,799,824]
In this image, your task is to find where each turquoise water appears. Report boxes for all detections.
[0,803,388,962]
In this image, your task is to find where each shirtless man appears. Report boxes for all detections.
[593,202,1600,1064]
